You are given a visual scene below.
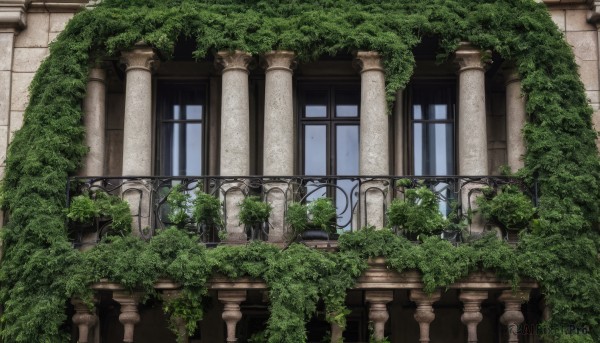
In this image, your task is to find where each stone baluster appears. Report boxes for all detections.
[218,290,246,343]
[459,290,488,343]
[365,291,393,341]
[262,51,295,243]
[120,43,157,235]
[410,290,441,343]
[455,42,488,235]
[71,298,98,343]
[356,51,389,229]
[504,67,526,171]
[113,291,142,343]
[163,290,188,343]
[216,50,252,243]
[499,290,529,343]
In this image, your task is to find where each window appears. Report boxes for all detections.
[156,81,207,176]
[298,83,360,229]
[409,83,456,176]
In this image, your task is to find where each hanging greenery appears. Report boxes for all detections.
[0,0,599,342]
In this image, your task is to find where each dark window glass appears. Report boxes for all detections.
[410,84,456,176]
[299,84,360,230]
[157,82,207,176]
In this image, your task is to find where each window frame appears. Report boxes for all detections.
[155,80,210,177]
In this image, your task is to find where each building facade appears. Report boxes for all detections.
[0,0,599,342]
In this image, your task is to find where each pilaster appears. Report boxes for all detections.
[81,67,106,177]
[218,290,247,343]
[410,289,441,343]
[504,67,526,171]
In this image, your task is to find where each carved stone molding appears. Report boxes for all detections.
[455,42,486,72]
[71,298,98,343]
[113,291,143,343]
[216,50,252,73]
[588,1,600,25]
[29,0,87,11]
[365,290,393,340]
[355,51,384,73]
[459,290,488,343]
[0,0,29,31]
[410,290,441,343]
[262,50,295,72]
[499,290,529,343]
[121,43,158,72]
[218,290,247,343]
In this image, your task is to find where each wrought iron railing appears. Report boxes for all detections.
[66,175,535,248]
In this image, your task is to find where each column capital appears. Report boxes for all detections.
[88,67,107,84]
[216,50,253,73]
[355,51,384,73]
[121,43,158,72]
[262,50,295,72]
[503,65,520,86]
[0,0,29,32]
[455,42,486,72]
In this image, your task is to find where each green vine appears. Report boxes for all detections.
[0,0,599,342]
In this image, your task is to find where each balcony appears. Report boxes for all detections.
[66,175,536,248]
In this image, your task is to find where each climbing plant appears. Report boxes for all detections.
[0,0,599,342]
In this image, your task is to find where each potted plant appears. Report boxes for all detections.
[387,184,447,241]
[286,197,337,240]
[166,184,224,245]
[476,184,536,232]
[239,196,272,241]
[67,191,132,236]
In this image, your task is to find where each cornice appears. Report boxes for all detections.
[0,0,30,31]
[29,0,88,12]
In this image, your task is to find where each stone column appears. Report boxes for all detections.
[330,321,343,343]
[586,7,600,150]
[216,51,252,242]
[113,292,142,343]
[455,43,488,235]
[120,44,157,235]
[504,67,526,171]
[356,51,389,229]
[218,290,247,343]
[81,67,107,176]
[163,290,188,343]
[410,290,441,343]
[365,290,393,341]
[71,298,98,343]
[459,290,488,343]
[262,51,295,243]
[499,290,529,343]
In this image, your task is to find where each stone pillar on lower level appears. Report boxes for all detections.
[499,290,529,343]
[410,289,441,343]
[163,290,188,343]
[218,290,247,343]
[113,291,142,343]
[356,51,389,229]
[365,290,393,341]
[262,50,295,242]
[71,298,98,343]
[455,42,488,235]
[216,51,252,242]
[504,67,526,172]
[459,290,488,343]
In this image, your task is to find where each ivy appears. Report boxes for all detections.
[0,0,599,342]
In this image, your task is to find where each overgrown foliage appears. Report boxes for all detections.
[1,0,599,342]
[67,191,133,235]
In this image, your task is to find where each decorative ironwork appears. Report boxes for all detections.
[66,175,535,248]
